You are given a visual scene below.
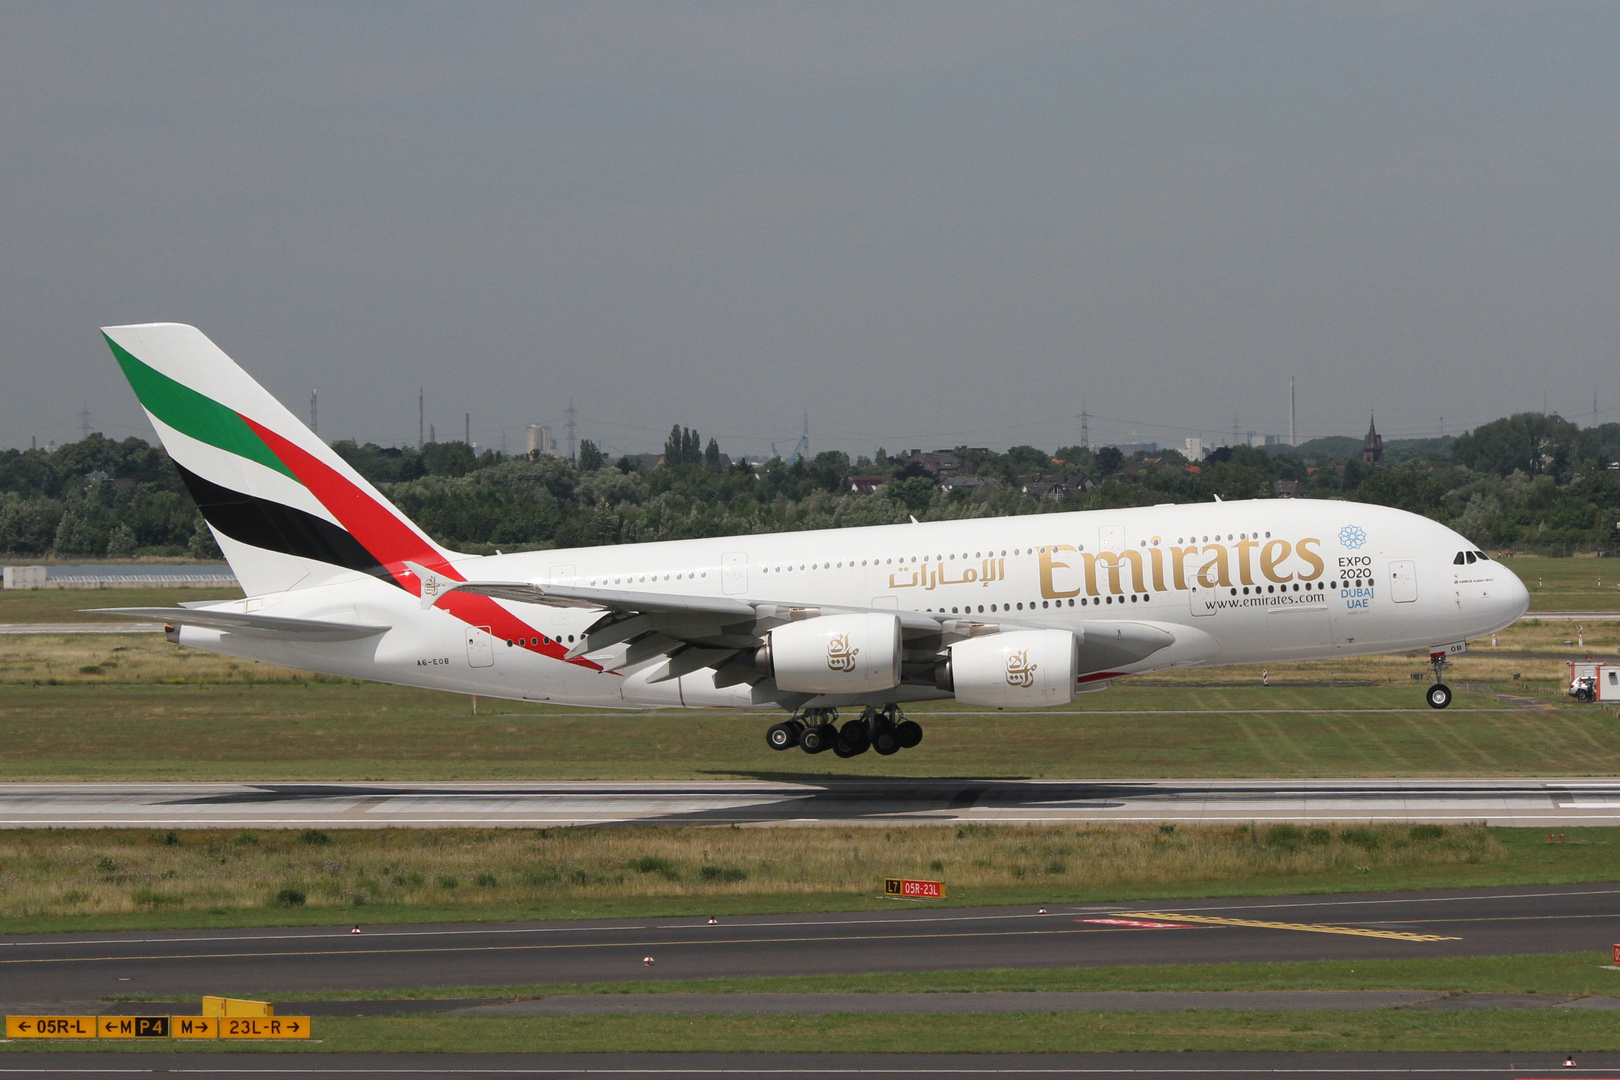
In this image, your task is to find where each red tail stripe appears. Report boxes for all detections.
[242,417,457,588]
[245,416,602,672]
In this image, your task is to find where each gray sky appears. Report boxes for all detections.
[3,2,1618,461]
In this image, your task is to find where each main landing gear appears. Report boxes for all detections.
[766,706,922,758]
[1425,652,1452,710]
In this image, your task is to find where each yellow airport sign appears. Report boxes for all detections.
[98,1016,171,1038]
[6,1016,97,1038]
[171,1016,221,1039]
[6,1014,307,1040]
[220,1016,311,1039]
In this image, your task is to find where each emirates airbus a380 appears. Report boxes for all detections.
[97,324,1530,759]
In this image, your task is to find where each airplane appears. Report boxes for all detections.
[95,323,1531,759]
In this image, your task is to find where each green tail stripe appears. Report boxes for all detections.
[105,334,296,481]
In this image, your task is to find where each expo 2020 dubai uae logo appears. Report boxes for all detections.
[1338,525,1367,550]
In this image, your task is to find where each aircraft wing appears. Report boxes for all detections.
[437,578,1196,684]
[90,607,391,642]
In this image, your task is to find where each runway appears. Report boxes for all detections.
[1,777,1618,828]
[2,883,1616,1000]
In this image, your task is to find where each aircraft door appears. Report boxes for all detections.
[465,625,494,668]
[1189,582,1219,617]
[722,552,748,594]
[1389,559,1417,603]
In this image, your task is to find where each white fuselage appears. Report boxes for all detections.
[175,498,1529,710]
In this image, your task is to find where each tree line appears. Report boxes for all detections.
[2,412,1618,558]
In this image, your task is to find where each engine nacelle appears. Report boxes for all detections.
[758,612,902,694]
[938,629,1079,708]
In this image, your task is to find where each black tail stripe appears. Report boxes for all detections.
[176,463,400,587]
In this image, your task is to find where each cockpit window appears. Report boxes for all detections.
[1465,551,1477,564]
[1474,550,1489,561]
[1454,552,1466,564]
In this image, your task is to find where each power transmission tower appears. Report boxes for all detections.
[464,413,470,447]
[1079,398,1090,451]
[79,403,91,440]
[565,402,577,463]
[418,388,424,450]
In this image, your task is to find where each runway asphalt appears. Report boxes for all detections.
[2,882,1616,1000]
[0,1051,1617,1079]
[2,777,1617,828]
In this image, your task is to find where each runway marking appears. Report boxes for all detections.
[0,926,1129,967]
[0,910,1073,951]
[1117,912,1460,942]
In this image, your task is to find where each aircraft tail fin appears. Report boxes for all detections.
[102,323,458,598]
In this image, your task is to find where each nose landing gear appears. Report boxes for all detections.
[765,706,921,757]
[1425,651,1452,710]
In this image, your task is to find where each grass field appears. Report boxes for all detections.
[253,951,1620,1001]
[0,824,1607,933]
[1508,554,1620,612]
[7,1008,1616,1054]
[27,951,1620,1054]
[0,587,241,623]
[0,619,1617,780]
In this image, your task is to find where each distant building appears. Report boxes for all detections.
[1105,442,1158,456]
[1362,416,1383,464]
[1018,474,1093,499]
[1184,438,1207,460]
[1274,479,1303,498]
[526,424,557,456]
[849,476,892,495]
[1249,433,1279,448]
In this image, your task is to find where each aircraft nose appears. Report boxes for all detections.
[1499,566,1531,624]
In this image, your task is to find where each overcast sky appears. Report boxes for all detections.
[3,2,1618,461]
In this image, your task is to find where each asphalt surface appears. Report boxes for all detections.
[4,777,1620,828]
[2,882,1617,1001]
[0,1052,1617,1079]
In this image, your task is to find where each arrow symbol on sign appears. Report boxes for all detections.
[289,1021,301,1032]
[18,1022,29,1033]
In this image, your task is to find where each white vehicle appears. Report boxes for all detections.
[98,323,1531,758]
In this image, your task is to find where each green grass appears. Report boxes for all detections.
[1509,554,1620,612]
[0,587,240,623]
[74,952,1620,1053]
[0,679,1614,781]
[9,1008,1620,1054]
[240,951,1620,1001]
[0,825,1611,934]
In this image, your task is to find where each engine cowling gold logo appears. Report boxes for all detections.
[1005,649,1037,688]
[826,632,860,672]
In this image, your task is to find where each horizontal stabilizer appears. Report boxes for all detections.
[90,608,391,642]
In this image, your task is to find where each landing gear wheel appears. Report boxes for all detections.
[872,729,901,755]
[895,720,923,748]
[1426,683,1452,710]
[799,723,838,754]
[765,721,802,751]
[833,738,865,758]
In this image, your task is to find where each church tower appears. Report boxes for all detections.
[1362,415,1383,465]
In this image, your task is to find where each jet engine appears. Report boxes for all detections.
[936,629,1079,708]
[756,612,903,694]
